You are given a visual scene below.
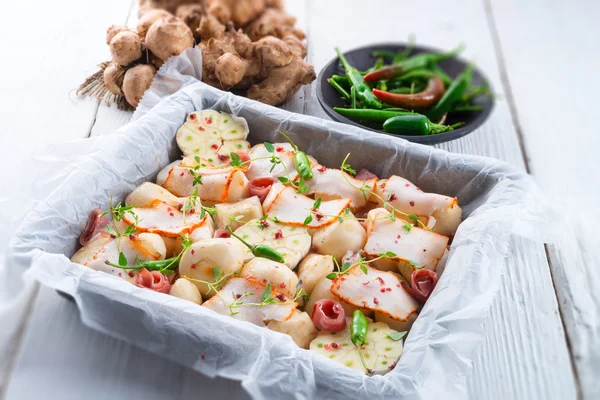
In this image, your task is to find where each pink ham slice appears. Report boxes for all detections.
[355,169,378,181]
[311,299,346,332]
[79,208,111,246]
[135,268,171,294]
[402,269,439,305]
[248,177,276,203]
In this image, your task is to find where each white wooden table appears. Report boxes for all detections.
[1,0,598,399]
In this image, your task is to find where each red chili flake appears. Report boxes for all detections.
[180,172,184,177]
[167,207,172,212]
[178,203,184,211]
[190,208,195,213]
[362,281,370,286]
[279,282,286,289]
[380,288,386,293]
[199,126,205,131]
[200,354,205,360]
[376,277,385,285]
[218,154,229,161]
[128,271,134,277]
[260,220,269,228]
[310,245,318,252]
[110,234,116,239]
[386,287,392,292]
[274,265,279,269]
[274,230,283,239]
[416,187,422,191]
[423,249,427,252]
[331,342,339,349]
[276,146,284,152]
[191,264,196,269]
[396,284,401,288]
[169,212,175,217]
[389,361,397,370]
[317,165,326,173]
[211,143,219,149]
[276,293,285,301]
[324,344,331,350]
[190,114,196,120]
[263,279,267,283]
[404,183,410,187]
[340,277,346,281]
[390,193,398,201]
[118,272,122,277]
[191,249,195,255]
[205,117,212,124]
[235,293,242,299]
[373,297,379,305]
[409,201,415,206]
[397,234,401,239]
[394,240,398,244]
[315,213,324,221]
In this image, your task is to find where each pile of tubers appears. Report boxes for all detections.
[79,0,315,109]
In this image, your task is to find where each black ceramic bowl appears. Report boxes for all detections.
[316,43,494,145]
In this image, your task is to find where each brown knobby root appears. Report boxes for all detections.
[103,63,125,95]
[145,16,195,61]
[110,31,143,66]
[137,9,172,40]
[122,64,156,108]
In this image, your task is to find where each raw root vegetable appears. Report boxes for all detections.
[106,25,128,45]
[109,31,142,66]
[103,63,125,95]
[145,17,195,61]
[309,318,405,375]
[176,4,204,41]
[169,278,203,304]
[175,110,249,161]
[205,0,267,26]
[137,9,172,39]
[122,64,156,108]
[267,310,318,349]
[245,8,304,41]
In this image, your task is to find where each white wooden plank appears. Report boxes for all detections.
[4,287,250,400]
[305,0,576,399]
[490,0,600,397]
[0,0,135,396]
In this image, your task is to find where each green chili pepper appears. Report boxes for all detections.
[294,151,314,180]
[227,227,286,263]
[328,78,350,100]
[330,74,349,86]
[426,64,473,122]
[350,310,372,374]
[333,107,415,123]
[383,115,462,136]
[105,255,181,273]
[335,47,382,109]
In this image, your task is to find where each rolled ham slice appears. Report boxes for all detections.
[374,176,461,236]
[248,177,275,203]
[402,269,439,305]
[305,165,377,210]
[162,156,250,203]
[262,182,351,229]
[311,299,346,332]
[330,265,419,324]
[135,268,171,294]
[202,277,297,326]
[364,208,448,280]
[79,208,111,246]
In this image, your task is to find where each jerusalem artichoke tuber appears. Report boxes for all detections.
[110,31,143,66]
[122,64,156,108]
[103,63,125,95]
[145,17,195,61]
[137,9,172,40]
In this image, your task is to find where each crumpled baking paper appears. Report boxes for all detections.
[5,48,557,399]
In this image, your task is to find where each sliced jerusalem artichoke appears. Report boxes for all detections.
[214,196,263,231]
[245,143,297,181]
[169,278,203,305]
[232,217,311,269]
[240,257,299,297]
[268,310,317,349]
[176,110,250,162]
[309,318,405,375]
[374,176,462,237]
[310,213,367,262]
[202,277,297,326]
[297,254,334,296]
[71,232,166,280]
[162,157,250,203]
[330,265,420,329]
[179,238,247,297]
[364,208,448,279]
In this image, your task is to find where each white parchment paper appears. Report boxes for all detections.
[5,48,556,399]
